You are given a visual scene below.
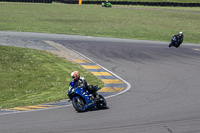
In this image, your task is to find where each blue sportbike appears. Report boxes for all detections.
[169,36,181,48]
[67,82,107,112]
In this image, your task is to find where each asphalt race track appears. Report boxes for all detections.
[1,31,200,133]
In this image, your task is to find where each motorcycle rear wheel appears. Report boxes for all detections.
[176,43,180,48]
[96,94,107,109]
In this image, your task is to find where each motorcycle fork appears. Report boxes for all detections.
[77,98,84,106]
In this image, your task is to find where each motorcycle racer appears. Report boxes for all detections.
[69,71,87,90]
[102,1,112,7]
[68,71,98,100]
[173,32,184,46]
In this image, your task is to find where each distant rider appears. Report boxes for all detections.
[102,0,110,7]
[68,71,98,100]
[173,32,184,45]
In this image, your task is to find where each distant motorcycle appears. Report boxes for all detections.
[67,83,107,112]
[102,2,112,7]
[169,36,181,48]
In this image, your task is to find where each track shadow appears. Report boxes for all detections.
[76,106,109,113]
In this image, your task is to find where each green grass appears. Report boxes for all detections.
[0,3,199,43]
[0,2,199,109]
[0,45,104,109]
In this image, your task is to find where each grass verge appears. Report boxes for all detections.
[0,45,104,109]
[0,3,200,44]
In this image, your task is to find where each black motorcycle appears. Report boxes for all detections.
[169,36,181,48]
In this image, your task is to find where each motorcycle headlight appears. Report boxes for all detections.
[71,88,75,93]
[68,88,75,95]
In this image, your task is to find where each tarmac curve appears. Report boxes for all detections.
[0,31,200,133]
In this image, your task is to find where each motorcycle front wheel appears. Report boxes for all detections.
[169,43,172,47]
[72,96,86,112]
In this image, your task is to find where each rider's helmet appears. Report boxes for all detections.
[71,71,80,81]
[179,32,183,37]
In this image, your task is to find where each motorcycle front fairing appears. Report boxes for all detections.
[68,82,97,108]
[171,36,179,46]
[172,36,176,42]
[67,81,76,98]
[78,89,96,108]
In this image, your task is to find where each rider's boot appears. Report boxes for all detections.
[93,92,99,102]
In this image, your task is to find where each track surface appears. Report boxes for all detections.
[1,32,200,133]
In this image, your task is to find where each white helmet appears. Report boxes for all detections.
[179,32,183,36]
